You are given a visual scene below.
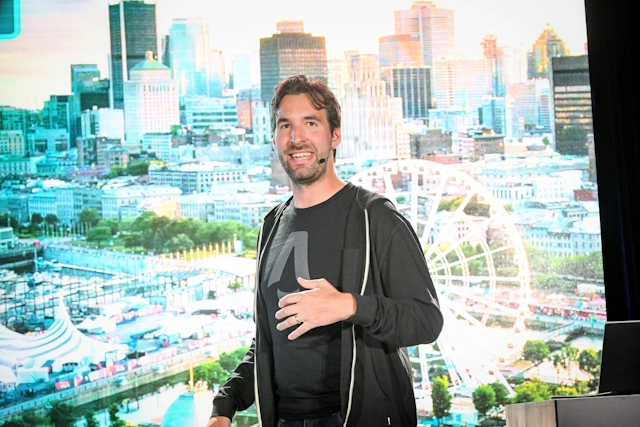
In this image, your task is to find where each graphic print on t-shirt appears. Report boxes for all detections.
[266,231,310,300]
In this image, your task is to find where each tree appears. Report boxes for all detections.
[0,213,19,229]
[87,225,113,247]
[472,384,496,420]
[195,346,250,389]
[463,200,491,217]
[194,360,230,389]
[431,376,452,425]
[489,381,511,408]
[553,353,564,381]
[438,197,463,212]
[554,385,578,396]
[31,213,44,225]
[127,161,151,176]
[16,410,48,427]
[219,346,250,370]
[522,340,550,370]
[107,403,126,427]
[577,348,601,380]
[163,233,195,252]
[84,412,100,427]
[0,419,29,427]
[513,379,551,403]
[122,233,143,249]
[227,280,243,292]
[47,402,77,427]
[44,213,59,226]
[79,208,101,227]
[97,219,120,236]
[560,343,579,376]
[106,166,126,179]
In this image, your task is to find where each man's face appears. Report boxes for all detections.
[272,93,340,187]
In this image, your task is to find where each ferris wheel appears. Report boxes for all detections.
[349,159,532,394]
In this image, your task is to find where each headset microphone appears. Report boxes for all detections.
[318,157,327,164]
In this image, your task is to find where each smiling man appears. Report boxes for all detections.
[207,75,443,427]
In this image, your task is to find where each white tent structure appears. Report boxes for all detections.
[1,297,128,374]
[76,315,117,333]
[0,365,17,385]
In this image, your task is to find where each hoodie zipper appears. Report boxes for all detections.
[254,201,291,426]
[254,221,266,427]
[344,208,371,426]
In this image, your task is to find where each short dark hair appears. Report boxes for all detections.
[270,75,341,135]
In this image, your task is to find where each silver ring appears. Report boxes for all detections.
[294,315,300,325]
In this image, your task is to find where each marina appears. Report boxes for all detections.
[0,241,605,426]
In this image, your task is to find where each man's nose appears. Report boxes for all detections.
[291,124,306,144]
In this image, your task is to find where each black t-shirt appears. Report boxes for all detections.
[260,183,357,419]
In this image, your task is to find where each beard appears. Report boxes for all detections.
[278,151,327,187]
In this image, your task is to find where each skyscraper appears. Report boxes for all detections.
[394,1,455,68]
[42,95,72,137]
[551,55,592,155]
[209,50,226,97]
[434,55,492,111]
[478,97,511,136]
[507,78,552,134]
[108,0,158,110]
[232,51,261,92]
[381,66,432,122]
[123,52,179,149]
[70,64,110,142]
[327,58,349,102]
[528,24,569,79]
[168,17,210,99]
[71,65,110,111]
[259,21,327,103]
[378,34,423,68]
[340,52,403,159]
[481,34,507,97]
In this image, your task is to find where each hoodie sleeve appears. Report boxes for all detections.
[348,200,444,347]
[210,338,256,419]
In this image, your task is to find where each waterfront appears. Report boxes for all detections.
[1,244,606,427]
[66,326,603,427]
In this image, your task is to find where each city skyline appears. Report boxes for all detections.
[0,0,588,109]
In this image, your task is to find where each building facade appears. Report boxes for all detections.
[394,1,455,68]
[108,0,158,110]
[339,53,402,159]
[527,24,569,80]
[551,55,592,155]
[123,52,180,149]
[0,130,25,156]
[168,17,211,99]
[378,34,423,68]
[183,96,238,133]
[507,78,552,134]
[232,51,260,92]
[79,108,125,141]
[70,64,111,141]
[381,66,432,122]
[433,56,492,112]
[149,162,247,193]
[259,21,327,103]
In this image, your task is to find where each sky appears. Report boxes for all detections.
[0,0,588,109]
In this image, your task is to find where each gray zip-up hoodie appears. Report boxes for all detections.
[211,185,443,426]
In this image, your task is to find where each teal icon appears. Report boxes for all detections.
[0,0,20,40]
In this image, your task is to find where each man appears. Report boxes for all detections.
[208,75,443,427]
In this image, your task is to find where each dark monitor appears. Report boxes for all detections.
[598,320,640,394]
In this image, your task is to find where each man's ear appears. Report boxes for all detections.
[332,127,341,149]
